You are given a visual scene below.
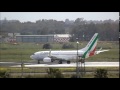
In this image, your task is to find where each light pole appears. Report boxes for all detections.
[53,32,55,43]
[21,52,23,78]
[76,38,80,78]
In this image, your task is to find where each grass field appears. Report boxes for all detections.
[0,67,119,78]
[0,41,119,62]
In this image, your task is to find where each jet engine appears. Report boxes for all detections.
[43,57,51,62]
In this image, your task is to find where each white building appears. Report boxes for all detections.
[54,34,71,43]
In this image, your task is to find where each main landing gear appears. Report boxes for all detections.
[58,60,62,64]
[58,60,71,64]
[67,61,70,64]
[38,60,40,64]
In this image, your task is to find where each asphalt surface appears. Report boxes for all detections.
[14,62,119,67]
[0,61,118,67]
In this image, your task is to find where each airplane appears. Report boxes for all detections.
[30,33,109,64]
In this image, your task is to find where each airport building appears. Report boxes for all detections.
[16,35,54,43]
[16,34,71,43]
[54,34,71,43]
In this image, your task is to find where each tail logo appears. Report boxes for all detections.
[82,33,98,58]
[89,47,96,56]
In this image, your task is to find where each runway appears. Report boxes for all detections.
[9,62,119,68]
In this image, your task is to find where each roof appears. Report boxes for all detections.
[16,34,71,37]
[16,35,54,37]
[54,34,71,37]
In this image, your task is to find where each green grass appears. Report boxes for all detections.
[0,41,119,62]
[0,67,119,73]
[9,72,119,78]
[0,67,119,78]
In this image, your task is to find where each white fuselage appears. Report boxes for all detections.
[30,50,85,61]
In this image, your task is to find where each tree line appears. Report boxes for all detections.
[0,18,119,41]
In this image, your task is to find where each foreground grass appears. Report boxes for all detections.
[0,67,119,73]
[0,67,119,78]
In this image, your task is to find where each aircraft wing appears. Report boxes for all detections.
[48,50,66,61]
[52,56,68,61]
[95,50,109,54]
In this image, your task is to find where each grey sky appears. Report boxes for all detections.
[0,12,119,22]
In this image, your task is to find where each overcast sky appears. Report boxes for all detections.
[0,12,119,22]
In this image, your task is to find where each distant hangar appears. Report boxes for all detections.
[16,35,54,43]
[16,34,71,43]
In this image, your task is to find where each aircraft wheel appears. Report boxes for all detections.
[67,61,70,64]
[51,59,54,62]
[58,60,62,64]
[38,60,40,64]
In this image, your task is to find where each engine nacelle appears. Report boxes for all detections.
[43,57,51,62]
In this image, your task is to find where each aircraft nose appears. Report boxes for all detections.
[30,55,35,60]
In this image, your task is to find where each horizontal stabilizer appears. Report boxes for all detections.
[96,50,109,54]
